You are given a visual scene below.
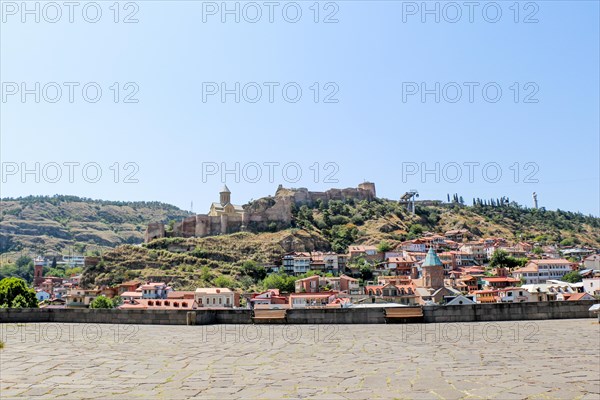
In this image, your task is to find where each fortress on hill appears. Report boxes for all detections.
[144,182,376,242]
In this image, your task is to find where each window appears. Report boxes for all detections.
[182,302,188,307]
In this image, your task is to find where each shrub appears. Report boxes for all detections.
[89,295,114,309]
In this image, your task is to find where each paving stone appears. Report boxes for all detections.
[0,320,597,399]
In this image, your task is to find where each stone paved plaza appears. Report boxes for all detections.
[0,319,598,399]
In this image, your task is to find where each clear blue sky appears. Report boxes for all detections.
[1,1,599,215]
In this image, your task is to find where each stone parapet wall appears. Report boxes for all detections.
[0,301,596,325]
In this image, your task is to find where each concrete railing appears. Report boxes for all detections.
[0,300,596,325]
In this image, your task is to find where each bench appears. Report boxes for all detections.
[253,309,287,322]
[384,307,423,320]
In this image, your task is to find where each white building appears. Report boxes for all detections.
[582,277,600,296]
[459,243,486,263]
[400,240,427,253]
[583,254,600,270]
[195,287,236,307]
[498,288,530,303]
[512,259,574,284]
[140,282,170,299]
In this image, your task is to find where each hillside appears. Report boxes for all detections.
[80,198,600,289]
[0,195,192,258]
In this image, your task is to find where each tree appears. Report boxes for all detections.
[409,224,423,236]
[562,271,582,283]
[240,261,267,281]
[11,294,29,308]
[560,238,575,247]
[0,277,38,308]
[213,275,235,288]
[376,241,392,253]
[50,257,57,269]
[489,250,521,270]
[111,296,123,307]
[10,256,35,283]
[46,268,66,278]
[200,266,212,282]
[359,265,373,281]
[15,255,32,269]
[262,273,296,292]
[89,296,114,309]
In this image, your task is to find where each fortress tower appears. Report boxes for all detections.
[358,182,376,199]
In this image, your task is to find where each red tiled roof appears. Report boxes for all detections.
[483,277,520,282]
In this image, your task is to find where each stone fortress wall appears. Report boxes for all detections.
[144,182,377,242]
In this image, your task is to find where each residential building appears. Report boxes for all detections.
[416,286,462,305]
[167,291,196,300]
[348,245,383,263]
[498,287,530,303]
[295,275,320,293]
[398,239,426,253]
[438,251,478,271]
[563,292,596,301]
[282,252,311,275]
[140,282,170,299]
[64,288,100,307]
[195,287,238,308]
[339,274,361,294]
[289,292,338,308]
[249,289,289,307]
[53,286,67,299]
[512,259,574,284]
[459,243,486,264]
[444,229,471,242]
[459,274,478,292]
[121,291,143,302]
[481,277,521,290]
[35,290,50,302]
[582,277,600,296]
[364,282,417,305]
[420,235,448,250]
[583,254,600,270]
[118,281,141,295]
[473,289,500,303]
[119,298,197,310]
[444,294,476,305]
[384,255,417,276]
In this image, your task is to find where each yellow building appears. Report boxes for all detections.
[208,185,244,217]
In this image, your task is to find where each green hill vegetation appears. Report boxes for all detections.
[79,198,599,290]
[0,195,192,257]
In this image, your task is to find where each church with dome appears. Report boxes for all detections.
[207,185,244,217]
